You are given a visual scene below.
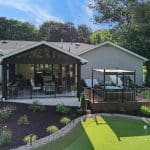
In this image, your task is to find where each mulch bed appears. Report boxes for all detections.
[0,102,80,150]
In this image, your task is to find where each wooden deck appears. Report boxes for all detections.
[84,87,150,112]
[89,100,150,112]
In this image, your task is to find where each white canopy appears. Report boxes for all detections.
[93,69,135,74]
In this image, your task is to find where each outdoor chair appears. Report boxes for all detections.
[30,78,41,91]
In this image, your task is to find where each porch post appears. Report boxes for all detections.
[122,73,125,102]
[92,68,94,88]
[103,69,106,101]
[9,64,15,82]
[2,62,7,100]
[133,69,136,101]
[77,63,81,101]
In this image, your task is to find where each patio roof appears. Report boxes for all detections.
[0,41,88,64]
[93,69,135,75]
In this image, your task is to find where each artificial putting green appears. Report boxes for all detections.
[36,116,150,150]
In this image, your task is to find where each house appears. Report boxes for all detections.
[0,40,148,100]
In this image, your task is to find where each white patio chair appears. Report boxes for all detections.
[30,78,41,91]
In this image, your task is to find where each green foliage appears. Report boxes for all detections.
[23,134,38,145]
[56,103,70,114]
[0,105,16,122]
[145,61,150,86]
[29,101,46,112]
[80,93,87,111]
[17,115,29,125]
[89,0,150,59]
[0,128,12,146]
[0,17,38,40]
[39,21,78,42]
[90,30,113,44]
[60,117,71,125]
[46,125,59,134]
[140,105,150,117]
[77,24,92,43]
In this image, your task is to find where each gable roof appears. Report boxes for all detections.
[79,41,148,61]
[0,40,148,61]
[0,41,88,64]
[0,40,94,56]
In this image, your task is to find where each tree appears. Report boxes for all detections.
[39,21,78,42]
[89,0,150,58]
[90,30,113,44]
[0,17,38,40]
[145,61,150,86]
[77,24,92,43]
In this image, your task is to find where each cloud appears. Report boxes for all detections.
[0,0,63,26]
[85,5,93,17]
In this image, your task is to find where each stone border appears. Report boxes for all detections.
[11,114,150,150]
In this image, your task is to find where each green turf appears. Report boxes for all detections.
[36,116,150,150]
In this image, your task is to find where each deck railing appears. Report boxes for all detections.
[84,87,150,103]
[7,85,76,99]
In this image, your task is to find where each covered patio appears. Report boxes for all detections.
[1,42,87,100]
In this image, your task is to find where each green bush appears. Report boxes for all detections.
[23,134,38,146]
[145,61,150,86]
[8,105,17,113]
[60,117,71,125]
[0,129,12,146]
[46,125,59,134]
[29,101,46,112]
[56,103,70,114]
[80,93,87,111]
[0,105,17,122]
[17,115,29,125]
[140,105,150,116]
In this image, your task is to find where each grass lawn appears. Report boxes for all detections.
[36,116,150,150]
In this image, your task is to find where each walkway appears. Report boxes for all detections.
[3,97,80,107]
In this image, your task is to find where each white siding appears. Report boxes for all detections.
[80,45,144,85]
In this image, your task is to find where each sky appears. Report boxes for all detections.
[0,0,112,31]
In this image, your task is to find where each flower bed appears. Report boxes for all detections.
[0,102,79,150]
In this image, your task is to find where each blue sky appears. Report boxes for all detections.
[0,0,111,30]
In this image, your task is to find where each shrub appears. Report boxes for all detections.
[140,105,150,116]
[17,115,29,125]
[0,105,17,122]
[46,125,58,134]
[80,93,87,111]
[0,128,12,146]
[29,101,46,112]
[60,117,71,125]
[8,105,17,113]
[56,103,70,114]
[23,134,38,146]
